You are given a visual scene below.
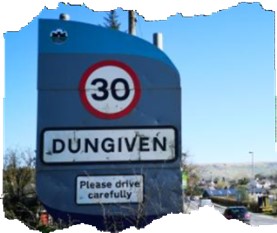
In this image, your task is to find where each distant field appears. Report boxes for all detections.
[195,162,277,180]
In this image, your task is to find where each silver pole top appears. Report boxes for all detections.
[153,33,163,50]
[59,13,70,21]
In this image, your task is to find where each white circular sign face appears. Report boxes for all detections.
[79,60,141,119]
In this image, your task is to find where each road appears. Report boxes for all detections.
[184,200,277,226]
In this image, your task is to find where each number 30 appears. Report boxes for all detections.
[91,78,130,101]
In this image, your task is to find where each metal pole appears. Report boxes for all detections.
[249,151,254,193]
[59,13,70,21]
[249,151,254,180]
[128,10,136,35]
[153,33,163,50]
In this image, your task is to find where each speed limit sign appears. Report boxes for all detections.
[79,60,141,119]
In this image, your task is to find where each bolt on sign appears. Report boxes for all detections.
[36,17,183,231]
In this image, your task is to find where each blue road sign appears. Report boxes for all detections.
[36,17,183,231]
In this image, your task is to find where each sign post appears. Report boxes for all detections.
[36,18,183,231]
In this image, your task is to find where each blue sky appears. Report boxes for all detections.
[4,2,276,164]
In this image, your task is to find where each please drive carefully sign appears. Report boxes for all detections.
[76,175,143,204]
[42,127,176,163]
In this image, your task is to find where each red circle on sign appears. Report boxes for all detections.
[79,60,141,119]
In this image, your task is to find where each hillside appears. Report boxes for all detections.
[195,162,277,180]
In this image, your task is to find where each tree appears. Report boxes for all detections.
[238,177,250,186]
[255,173,266,180]
[182,152,201,196]
[3,148,39,228]
[215,181,225,189]
[103,10,121,30]
[236,185,250,202]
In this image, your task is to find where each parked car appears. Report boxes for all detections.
[198,198,213,207]
[223,206,251,224]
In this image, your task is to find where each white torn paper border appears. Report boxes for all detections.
[1,0,277,233]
